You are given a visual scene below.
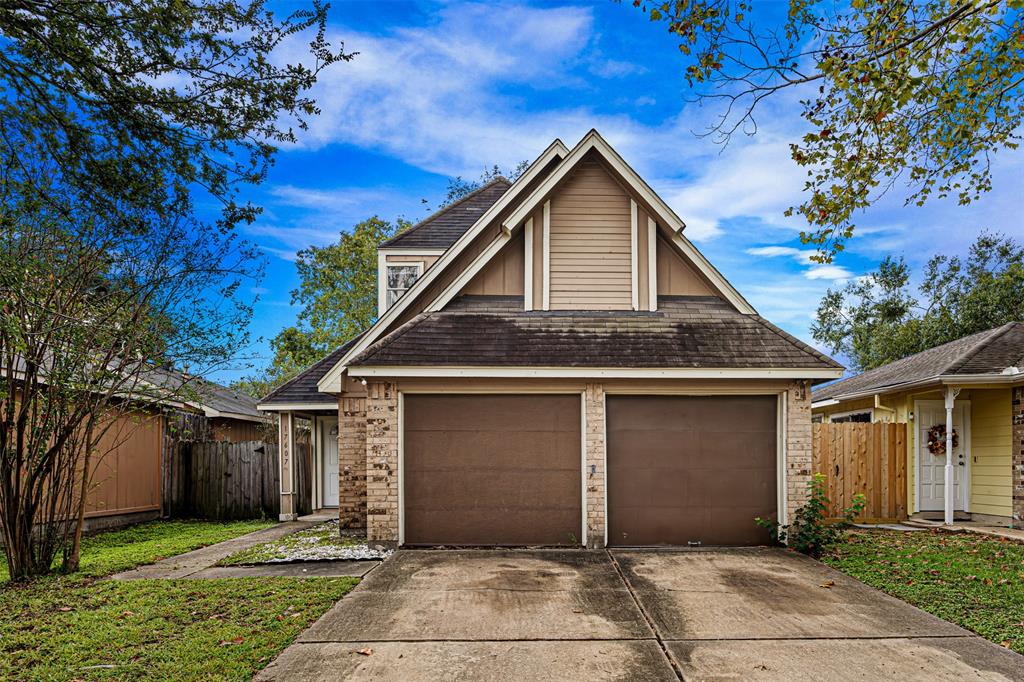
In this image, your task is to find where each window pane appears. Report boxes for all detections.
[387,265,419,289]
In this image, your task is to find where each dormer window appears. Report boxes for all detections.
[385,263,422,308]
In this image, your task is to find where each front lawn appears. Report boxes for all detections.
[824,529,1024,654]
[1,520,358,680]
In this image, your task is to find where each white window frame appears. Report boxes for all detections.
[827,408,874,423]
[379,260,424,315]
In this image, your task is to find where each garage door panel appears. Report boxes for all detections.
[404,432,580,472]
[404,509,581,547]
[404,394,579,432]
[403,394,581,546]
[608,395,777,547]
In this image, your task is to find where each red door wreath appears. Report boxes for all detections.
[926,424,958,455]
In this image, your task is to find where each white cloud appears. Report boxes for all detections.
[591,59,647,78]
[804,264,853,281]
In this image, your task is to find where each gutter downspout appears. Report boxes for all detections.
[873,395,896,421]
[943,386,961,525]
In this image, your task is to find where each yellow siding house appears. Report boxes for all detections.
[812,323,1024,526]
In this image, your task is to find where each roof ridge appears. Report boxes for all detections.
[381,177,511,249]
[944,321,1020,374]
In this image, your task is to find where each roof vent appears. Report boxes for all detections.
[1001,366,1021,375]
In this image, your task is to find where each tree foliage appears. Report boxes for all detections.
[0,0,347,579]
[635,0,1024,260]
[813,233,1024,372]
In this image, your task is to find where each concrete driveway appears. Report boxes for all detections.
[256,548,1024,681]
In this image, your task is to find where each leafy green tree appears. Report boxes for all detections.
[0,0,348,579]
[813,233,1024,371]
[237,217,410,396]
[636,0,1023,260]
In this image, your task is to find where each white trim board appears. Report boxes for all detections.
[542,200,551,311]
[524,217,534,311]
[317,140,570,393]
[348,366,844,380]
[647,217,657,312]
[257,402,338,412]
[630,199,639,311]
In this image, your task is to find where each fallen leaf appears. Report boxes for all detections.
[819,580,835,589]
[57,607,73,612]
[219,636,245,647]
[355,648,373,656]
[1000,640,1012,649]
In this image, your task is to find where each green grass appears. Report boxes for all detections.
[217,521,364,566]
[823,529,1024,654]
[1,520,358,680]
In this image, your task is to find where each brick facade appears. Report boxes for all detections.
[338,397,367,529]
[584,383,606,548]
[1014,386,1024,525]
[365,382,399,545]
[355,379,815,547]
[785,380,813,523]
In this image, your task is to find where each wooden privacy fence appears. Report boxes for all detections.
[163,439,312,520]
[812,422,908,522]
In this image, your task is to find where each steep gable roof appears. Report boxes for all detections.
[316,139,571,392]
[499,129,755,314]
[813,322,1024,402]
[381,178,511,250]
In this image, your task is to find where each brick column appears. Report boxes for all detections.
[1013,386,1024,526]
[785,380,813,523]
[338,396,367,529]
[365,382,399,546]
[584,383,606,548]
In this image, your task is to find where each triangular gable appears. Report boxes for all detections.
[317,139,570,393]
[500,129,755,315]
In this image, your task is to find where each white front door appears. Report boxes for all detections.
[321,417,339,507]
[917,401,968,511]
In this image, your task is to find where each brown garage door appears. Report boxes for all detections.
[403,394,581,546]
[607,395,777,547]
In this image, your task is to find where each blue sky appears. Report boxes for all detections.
[214,0,1024,383]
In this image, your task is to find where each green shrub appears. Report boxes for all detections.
[756,473,866,558]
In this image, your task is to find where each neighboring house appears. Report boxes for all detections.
[812,323,1024,527]
[258,130,843,548]
[83,374,268,530]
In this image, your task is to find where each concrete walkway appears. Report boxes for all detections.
[109,521,376,580]
[255,548,1024,681]
[906,518,1024,543]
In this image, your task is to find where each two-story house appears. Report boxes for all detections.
[257,130,843,548]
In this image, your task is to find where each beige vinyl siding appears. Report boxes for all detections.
[462,231,525,296]
[637,206,653,310]
[656,233,717,297]
[548,156,633,310]
[969,388,1012,517]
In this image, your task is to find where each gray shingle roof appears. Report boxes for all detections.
[258,335,363,406]
[348,295,840,370]
[381,179,511,250]
[813,322,1024,401]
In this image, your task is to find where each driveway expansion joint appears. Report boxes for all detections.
[606,549,685,681]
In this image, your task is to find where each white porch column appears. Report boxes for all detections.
[943,386,960,525]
